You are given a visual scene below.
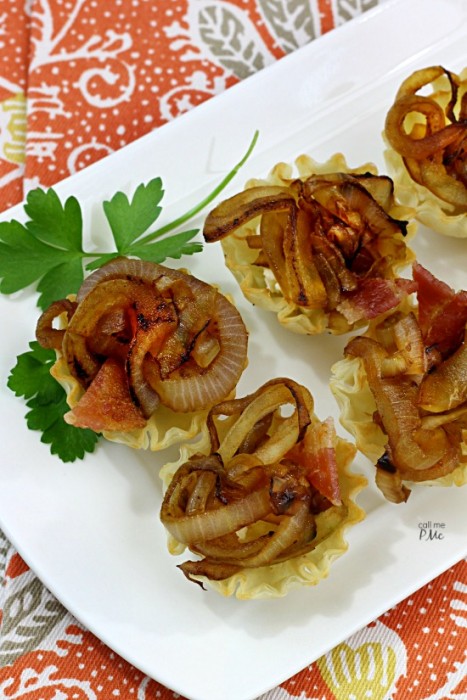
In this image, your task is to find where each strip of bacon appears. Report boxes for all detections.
[287,417,341,506]
[413,262,467,356]
[337,277,417,324]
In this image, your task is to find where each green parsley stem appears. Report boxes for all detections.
[135,130,259,246]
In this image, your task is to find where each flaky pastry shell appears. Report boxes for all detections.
[51,354,210,452]
[220,153,416,335]
[384,68,467,238]
[159,430,366,600]
[330,348,467,490]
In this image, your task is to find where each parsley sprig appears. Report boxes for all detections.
[2,131,258,461]
[7,342,99,462]
[0,130,258,310]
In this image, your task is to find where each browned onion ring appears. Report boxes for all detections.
[76,256,184,302]
[385,95,462,160]
[147,291,248,413]
[385,65,467,209]
[35,299,77,350]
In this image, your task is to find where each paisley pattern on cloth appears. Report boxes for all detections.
[1,1,466,699]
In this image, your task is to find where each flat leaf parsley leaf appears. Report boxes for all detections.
[0,211,84,309]
[8,342,99,462]
[102,177,164,251]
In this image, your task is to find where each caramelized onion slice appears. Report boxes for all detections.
[385,95,463,160]
[76,256,183,302]
[394,65,453,99]
[281,207,328,309]
[192,502,313,575]
[210,377,314,461]
[418,340,467,412]
[353,173,395,210]
[35,299,77,350]
[304,176,408,239]
[345,335,454,475]
[126,310,177,417]
[385,65,467,210]
[150,291,248,413]
[374,311,427,376]
[203,186,295,242]
[216,383,300,464]
[161,458,271,545]
[419,158,467,208]
[375,456,410,504]
[62,278,169,387]
[156,282,218,378]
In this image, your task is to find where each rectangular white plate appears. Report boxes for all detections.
[1,1,466,699]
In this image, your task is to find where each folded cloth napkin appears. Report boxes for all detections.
[1,1,466,699]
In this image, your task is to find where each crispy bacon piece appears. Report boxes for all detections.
[337,277,417,324]
[418,342,467,412]
[65,358,146,432]
[286,417,341,505]
[413,262,467,356]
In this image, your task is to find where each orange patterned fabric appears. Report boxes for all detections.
[0,1,466,699]
[1,536,466,699]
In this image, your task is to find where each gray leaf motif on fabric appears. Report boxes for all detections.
[258,0,317,54]
[197,2,273,79]
[336,0,381,24]
[0,575,68,666]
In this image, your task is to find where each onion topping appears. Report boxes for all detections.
[160,378,348,584]
[35,298,77,350]
[203,171,412,328]
[35,257,248,430]
[343,264,467,502]
[385,65,467,211]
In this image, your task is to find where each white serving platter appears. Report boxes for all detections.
[0,1,466,698]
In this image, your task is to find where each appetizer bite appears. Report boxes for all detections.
[203,153,416,335]
[35,257,248,451]
[384,65,467,237]
[160,377,366,598]
[330,263,467,503]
